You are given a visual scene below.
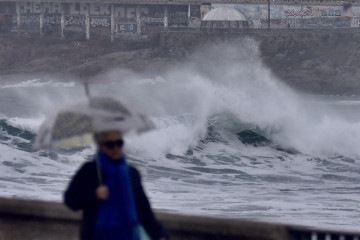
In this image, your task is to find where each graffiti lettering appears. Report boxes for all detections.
[66,16,85,26]
[317,9,342,17]
[141,16,164,24]
[169,12,188,26]
[45,14,61,25]
[116,23,137,33]
[21,14,39,26]
[260,17,352,28]
[284,8,313,17]
[90,17,110,27]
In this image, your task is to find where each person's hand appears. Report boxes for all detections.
[95,184,109,200]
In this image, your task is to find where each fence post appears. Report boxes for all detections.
[39,2,44,35]
[164,5,168,28]
[267,0,271,29]
[60,3,65,39]
[110,4,115,42]
[85,3,90,40]
[16,2,21,31]
[136,5,141,35]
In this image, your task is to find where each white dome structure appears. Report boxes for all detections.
[203,7,247,21]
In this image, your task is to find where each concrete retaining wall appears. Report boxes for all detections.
[160,28,360,51]
[0,197,360,240]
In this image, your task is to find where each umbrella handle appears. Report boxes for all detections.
[95,154,103,185]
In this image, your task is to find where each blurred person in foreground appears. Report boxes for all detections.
[64,130,168,240]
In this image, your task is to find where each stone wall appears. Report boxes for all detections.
[161,28,360,50]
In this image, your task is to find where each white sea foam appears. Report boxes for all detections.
[1,79,76,89]
[6,117,44,131]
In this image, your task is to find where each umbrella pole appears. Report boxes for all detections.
[85,81,100,184]
[84,82,90,98]
[84,82,101,184]
[95,153,103,184]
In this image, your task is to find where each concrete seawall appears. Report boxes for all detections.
[1,197,360,240]
[160,28,360,51]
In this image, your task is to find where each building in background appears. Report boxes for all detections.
[2,1,360,40]
[201,7,249,29]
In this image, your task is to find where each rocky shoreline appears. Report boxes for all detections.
[1,31,360,95]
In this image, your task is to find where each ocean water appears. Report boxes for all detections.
[1,40,360,231]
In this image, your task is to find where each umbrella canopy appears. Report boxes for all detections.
[34,97,154,150]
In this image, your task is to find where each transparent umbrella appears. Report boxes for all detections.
[34,96,154,150]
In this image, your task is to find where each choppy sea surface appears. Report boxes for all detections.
[1,42,360,231]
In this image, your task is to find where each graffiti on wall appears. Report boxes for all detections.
[3,2,192,34]
[65,16,84,26]
[213,3,360,19]
[169,12,187,26]
[303,17,351,28]
[116,23,137,33]
[283,7,342,17]
[17,13,59,28]
[21,14,39,27]
[45,14,61,25]
[168,5,188,27]
[140,5,163,24]
[213,3,360,28]
[90,17,110,27]
[283,8,314,17]
[139,5,164,35]
[2,13,61,31]
[7,2,360,32]
[141,15,163,24]
[258,17,352,28]
[351,17,360,27]
[20,2,61,14]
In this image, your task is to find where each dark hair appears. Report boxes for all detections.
[93,133,102,144]
[93,131,122,144]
